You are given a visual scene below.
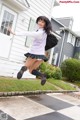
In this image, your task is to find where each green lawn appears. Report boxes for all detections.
[62,78,80,88]
[47,79,76,90]
[0,77,76,92]
[0,77,57,92]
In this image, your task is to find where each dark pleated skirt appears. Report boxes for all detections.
[24,53,48,62]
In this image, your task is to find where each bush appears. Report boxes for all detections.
[61,58,80,82]
[40,62,62,79]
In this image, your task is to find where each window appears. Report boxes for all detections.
[0,10,14,36]
[52,53,58,65]
[67,33,72,43]
[0,6,17,58]
[63,55,69,61]
[25,18,36,47]
[76,39,80,47]
[67,33,75,46]
[72,36,76,46]
[74,52,80,59]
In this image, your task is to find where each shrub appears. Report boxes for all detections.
[61,58,80,82]
[40,62,62,79]
[52,67,62,79]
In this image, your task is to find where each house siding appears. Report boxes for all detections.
[0,0,54,78]
[51,18,75,66]
[59,32,75,65]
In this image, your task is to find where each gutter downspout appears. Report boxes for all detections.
[58,30,65,66]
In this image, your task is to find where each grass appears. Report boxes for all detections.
[0,77,76,92]
[62,77,80,88]
[0,77,57,92]
[47,79,76,90]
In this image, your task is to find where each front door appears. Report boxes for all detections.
[0,6,17,58]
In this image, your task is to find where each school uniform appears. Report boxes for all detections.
[15,28,48,61]
[16,28,47,85]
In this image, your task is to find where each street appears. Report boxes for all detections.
[0,93,80,120]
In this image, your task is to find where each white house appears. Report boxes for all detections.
[0,0,59,78]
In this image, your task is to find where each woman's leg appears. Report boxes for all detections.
[17,58,37,79]
[25,57,37,68]
[29,60,47,85]
[29,60,43,73]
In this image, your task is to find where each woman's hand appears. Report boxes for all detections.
[7,27,15,35]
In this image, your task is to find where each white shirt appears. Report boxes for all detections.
[15,28,47,55]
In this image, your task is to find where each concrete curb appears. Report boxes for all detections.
[66,92,80,99]
[0,90,78,97]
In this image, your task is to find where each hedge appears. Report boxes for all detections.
[40,62,62,79]
[61,58,80,82]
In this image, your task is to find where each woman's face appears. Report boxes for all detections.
[37,19,46,28]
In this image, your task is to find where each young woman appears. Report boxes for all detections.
[9,16,52,85]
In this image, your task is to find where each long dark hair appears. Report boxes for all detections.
[36,16,52,35]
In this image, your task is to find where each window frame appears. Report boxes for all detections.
[25,17,36,47]
[67,32,72,44]
[67,32,76,46]
[63,55,69,61]
[0,10,14,36]
[52,52,58,65]
[76,39,80,47]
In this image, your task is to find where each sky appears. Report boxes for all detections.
[52,0,80,33]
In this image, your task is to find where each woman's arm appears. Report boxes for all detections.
[8,28,44,38]
[15,30,43,38]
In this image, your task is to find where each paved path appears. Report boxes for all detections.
[0,93,80,120]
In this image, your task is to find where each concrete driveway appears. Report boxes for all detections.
[0,93,80,120]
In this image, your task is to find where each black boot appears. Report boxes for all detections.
[41,74,47,86]
[17,66,27,79]
[32,70,46,85]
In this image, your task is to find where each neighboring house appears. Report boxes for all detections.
[0,0,59,78]
[50,17,80,66]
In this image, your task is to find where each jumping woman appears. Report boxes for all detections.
[9,16,52,85]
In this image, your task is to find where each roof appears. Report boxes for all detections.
[51,17,80,38]
[60,27,80,38]
[54,0,60,6]
[75,31,80,36]
[5,0,30,11]
[56,17,73,21]
[51,17,66,27]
